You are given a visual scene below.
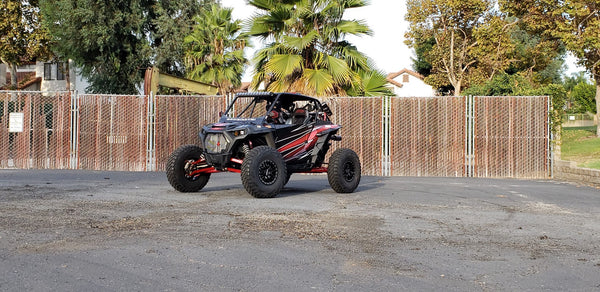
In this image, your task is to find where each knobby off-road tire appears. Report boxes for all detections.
[241,146,287,198]
[166,145,210,192]
[327,148,361,193]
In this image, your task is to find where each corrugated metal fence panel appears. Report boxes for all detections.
[473,96,549,178]
[326,97,384,176]
[77,94,147,171]
[153,95,226,171]
[390,96,467,177]
[0,91,71,169]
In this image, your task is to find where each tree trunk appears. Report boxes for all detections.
[596,83,600,137]
[65,61,71,91]
[9,63,17,88]
[454,80,461,96]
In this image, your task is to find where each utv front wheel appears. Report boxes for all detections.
[166,145,211,192]
[241,146,287,198]
[327,148,361,193]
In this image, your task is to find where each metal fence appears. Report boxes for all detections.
[0,91,551,178]
[390,96,467,177]
[472,96,550,178]
[0,91,71,169]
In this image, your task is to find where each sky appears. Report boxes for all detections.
[221,0,583,82]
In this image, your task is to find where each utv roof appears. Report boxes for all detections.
[235,92,319,102]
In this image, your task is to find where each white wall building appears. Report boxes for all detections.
[386,68,436,97]
[36,60,89,92]
[1,60,89,92]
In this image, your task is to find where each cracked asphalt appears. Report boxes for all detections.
[0,170,599,291]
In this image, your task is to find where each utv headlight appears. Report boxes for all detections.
[205,133,229,154]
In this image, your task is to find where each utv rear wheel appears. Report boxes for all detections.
[241,146,287,198]
[166,145,210,192]
[328,148,361,193]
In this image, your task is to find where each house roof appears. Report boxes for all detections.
[234,82,251,93]
[0,76,42,90]
[386,68,425,88]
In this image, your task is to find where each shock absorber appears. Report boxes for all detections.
[242,144,251,157]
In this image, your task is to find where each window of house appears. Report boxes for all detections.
[56,63,65,80]
[44,63,53,80]
[402,74,409,83]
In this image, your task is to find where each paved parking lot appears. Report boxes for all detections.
[1,170,599,291]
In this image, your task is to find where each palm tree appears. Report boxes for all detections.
[346,67,394,97]
[246,0,390,97]
[184,4,248,94]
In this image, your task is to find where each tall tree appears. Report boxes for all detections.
[501,0,600,136]
[499,1,566,84]
[0,0,51,88]
[41,0,213,94]
[246,0,388,97]
[184,4,248,94]
[405,0,515,95]
[570,80,596,114]
[150,0,216,76]
[557,0,600,136]
[41,0,151,94]
[411,36,435,77]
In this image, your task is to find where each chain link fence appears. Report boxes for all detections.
[390,96,467,177]
[327,97,385,176]
[472,96,550,178]
[0,90,551,179]
[76,95,147,171]
[0,91,71,169]
[153,95,227,171]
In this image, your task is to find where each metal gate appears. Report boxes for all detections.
[0,91,551,178]
[0,91,71,169]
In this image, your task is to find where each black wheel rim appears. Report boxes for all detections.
[342,160,355,182]
[258,160,278,185]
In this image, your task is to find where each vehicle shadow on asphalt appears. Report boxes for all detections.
[176,175,388,198]
[277,175,387,198]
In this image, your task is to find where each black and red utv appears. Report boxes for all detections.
[166,92,361,198]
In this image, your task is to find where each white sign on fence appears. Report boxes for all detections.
[9,112,24,133]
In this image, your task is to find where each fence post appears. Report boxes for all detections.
[69,90,79,169]
[382,96,391,176]
[146,92,156,171]
[548,96,553,178]
[464,95,475,177]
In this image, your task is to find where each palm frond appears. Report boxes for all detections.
[321,54,352,84]
[264,54,303,79]
[335,20,372,36]
[283,30,319,50]
[303,68,335,96]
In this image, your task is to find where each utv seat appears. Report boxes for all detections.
[292,109,306,124]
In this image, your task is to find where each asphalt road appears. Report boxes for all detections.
[0,170,599,291]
